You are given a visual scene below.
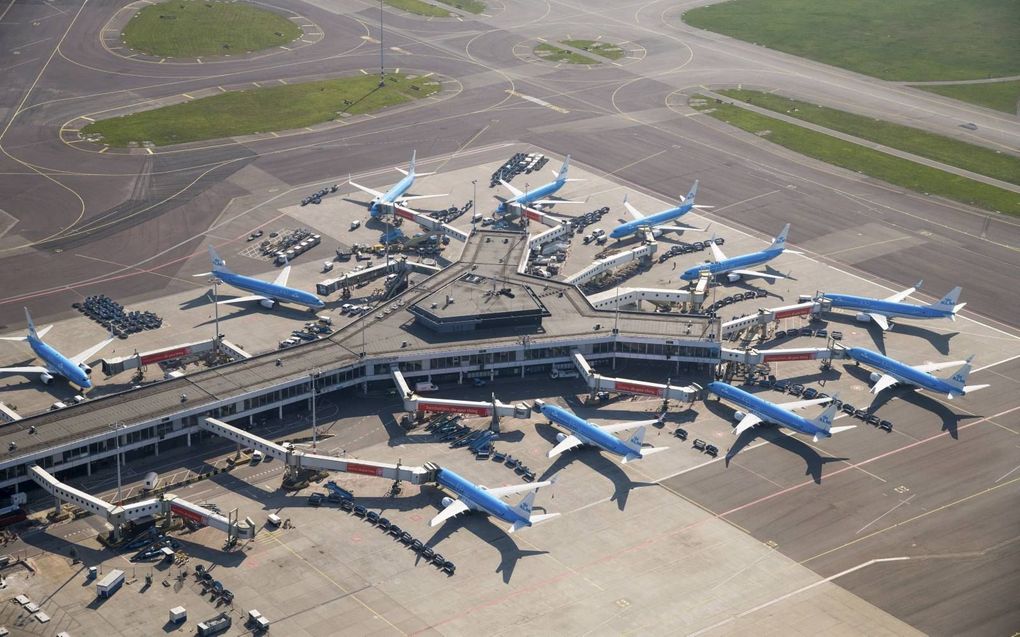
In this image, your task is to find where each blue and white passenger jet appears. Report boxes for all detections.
[0,308,113,389]
[199,246,325,310]
[349,150,447,217]
[680,224,796,283]
[816,282,965,331]
[495,155,583,215]
[610,181,711,240]
[706,381,854,442]
[540,403,668,463]
[846,347,988,399]
[430,466,558,534]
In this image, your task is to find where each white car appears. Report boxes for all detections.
[350,220,361,230]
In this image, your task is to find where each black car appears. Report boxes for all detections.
[802,387,818,399]
[674,428,688,440]
[704,444,719,457]
[841,403,856,415]
[353,505,367,517]
[879,420,893,432]
[366,511,380,524]
[377,518,390,531]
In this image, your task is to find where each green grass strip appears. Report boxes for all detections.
[534,43,598,65]
[83,74,439,147]
[691,96,1019,217]
[913,80,1020,116]
[683,0,1020,81]
[434,0,485,14]
[561,39,624,61]
[717,89,1020,188]
[121,1,301,58]
[383,0,451,17]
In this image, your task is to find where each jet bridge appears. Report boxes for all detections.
[392,204,470,243]
[317,258,441,296]
[564,243,657,286]
[527,222,571,251]
[28,464,255,542]
[570,352,700,401]
[389,368,530,429]
[719,301,819,340]
[520,205,567,228]
[586,287,699,310]
[719,346,848,365]
[200,418,434,485]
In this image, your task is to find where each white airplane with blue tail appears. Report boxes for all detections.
[680,223,796,283]
[0,308,113,390]
[197,246,325,311]
[846,347,988,399]
[430,465,558,534]
[816,281,965,331]
[610,180,711,240]
[495,155,584,215]
[349,150,447,217]
[707,381,854,442]
[539,402,667,463]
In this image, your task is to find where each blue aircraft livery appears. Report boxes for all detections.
[540,403,667,463]
[817,282,964,331]
[845,347,988,399]
[0,308,113,389]
[680,223,794,282]
[430,466,558,534]
[706,381,854,442]
[348,150,446,217]
[610,180,711,240]
[205,246,325,310]
[496,155,583,214]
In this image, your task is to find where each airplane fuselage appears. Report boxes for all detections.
[542,404,632,457]
[706,381,830,439]
[28,336,91,388]
[846,347,960,396]
[435,467,531,529]
[217,270,325,310]
[371,173,416,215]
[610,202,694,239]
[821,293,952,322]
[680,247,784,281]
[497,179,565,213]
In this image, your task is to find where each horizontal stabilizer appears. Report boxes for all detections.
[621,446,668,463]
[962,384,990,396]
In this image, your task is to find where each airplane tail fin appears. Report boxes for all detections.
[208,245,229,274]
[769,223,791,250]
[681,179,698,204]
[930,287,963,315]
[508,491,559,533]
[809,396,841,432]
[556,155,570,181]
[408,149,416,177]
[943,356,986,397]
[23,307,38,340]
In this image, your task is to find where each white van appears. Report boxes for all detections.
[250,450,264,464]
[266,513,282,527]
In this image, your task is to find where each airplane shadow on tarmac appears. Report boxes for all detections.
[532,423,657,512]
[820,313,958,356]
[420,486,548,584]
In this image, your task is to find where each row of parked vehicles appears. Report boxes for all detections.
[307,485,456,575]
[570,206,610,234]
[656,237,725,263]
[299,184,339,206]
[748,376,893,431]
[703,288,768,314]
[489,152,548,188]
[671,427,721,457]
[772,327,842,341]
[74,295,163,338]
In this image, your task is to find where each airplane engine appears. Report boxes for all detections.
[869,372,882,383]
[440,497,454,508]
[726,272,741,283]
[733,410,746,422]
[39,372,54,385]
[555,432,568,443]
[855,312,871,323]
[259,298,276,309]
[79,363,92,376]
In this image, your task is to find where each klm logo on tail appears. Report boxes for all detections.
[952,373,966,383]
[819,413,832,427]
[519,499,532,514]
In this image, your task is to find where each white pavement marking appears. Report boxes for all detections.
[855,494,915,534]
[994,464,1020,484]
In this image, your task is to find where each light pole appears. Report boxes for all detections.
[471,179,477,221]
[111,422,124,503]
[211,277,222,358]
[379,1,385,88]
[310,371,320,451]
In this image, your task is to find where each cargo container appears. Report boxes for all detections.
[96,569,124,598]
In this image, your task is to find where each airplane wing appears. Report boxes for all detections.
[884,281,921,303]
[623,197,645,220]
[733,413,763,436]
[70,336,115,366]
[217,295,269,306]
[776,397,833,411]
[273,265,291,287]
[0,366,49,376]
[484,481,550,498]
[729,269,786,281]
[599,418,661,434]
[349,180,385,199]
[651,223,708,234]
[499,179,524,198]
[709,240,727,262]
[547,434,584,458]
[529,199,586,206]
[912,360,967,374]
[399,193,448,201]
[868,313,890,331]
[870,374,899,394]
[429,499,470,527]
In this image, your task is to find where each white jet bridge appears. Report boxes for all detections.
[719,301,819,340]
[389,369,531,431]
[392,204,470,243]
[570,352,701,401]
[564,243,658,286]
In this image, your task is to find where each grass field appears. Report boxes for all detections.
[690,96,1019,217]
[121,1,301,58]
[535,43,598,65]
[82,74,439,147]
[383,0,451,17]
[718,89,1020,187]
[561,39,624,60]
[914,81,1020,115]
[684,0,1020,81]
[434,0,485,14]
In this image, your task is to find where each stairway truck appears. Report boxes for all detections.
[96,569,124,598]
[415,382,439,392]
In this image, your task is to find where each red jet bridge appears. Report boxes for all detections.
[389,369,530,431]
[570,352,701,401]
